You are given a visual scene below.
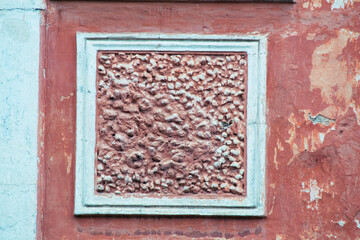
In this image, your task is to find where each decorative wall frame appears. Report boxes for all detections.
[75,33,267,216]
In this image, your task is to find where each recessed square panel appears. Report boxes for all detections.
[95,51,247,197]
[75,33,267,216]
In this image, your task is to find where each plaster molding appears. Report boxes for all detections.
[75,33,267,216]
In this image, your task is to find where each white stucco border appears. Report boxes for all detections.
[75,33,267,216]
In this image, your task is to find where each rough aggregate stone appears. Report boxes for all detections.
[95,52,247,196]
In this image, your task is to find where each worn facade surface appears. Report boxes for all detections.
[38,0,360,239]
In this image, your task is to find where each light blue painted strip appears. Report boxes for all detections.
[0,9,41,240]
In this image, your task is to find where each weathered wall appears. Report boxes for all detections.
[41,0,360,239]
[0,0,44,239]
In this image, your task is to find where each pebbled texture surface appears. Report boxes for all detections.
[95,52,247,196]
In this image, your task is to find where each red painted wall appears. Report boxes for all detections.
[39,0,360,239]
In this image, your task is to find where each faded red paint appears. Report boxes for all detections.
[39,0,360,239]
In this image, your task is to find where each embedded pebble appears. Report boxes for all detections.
[165,113,183,124]
[168,83,174,90]
[229,156,236,162]
[230,149,241,156]
[114,78,130,86]
[211,183,219,190]
[230,162,241,169]
[230,186,243,195]
[235,174,243,180]
[97,184,105,192]
[97,164,104,171]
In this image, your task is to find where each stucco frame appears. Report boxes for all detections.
[75,33,267,216]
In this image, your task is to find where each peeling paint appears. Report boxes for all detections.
[286,111,335,165]
[355,219,360,229]
[308,113,335,126]
[273,148,278,169]
[60,92,74,102]
[274,138,284,168]
[331,219,346,227]
[309,29,360,119]
[303,0,355,10]
[281,31,298,39]
[326,233,339,239]
[356,75,360,82]
[326,0,353,9]
[303,0,322,10]
[337,220,346,227]
[276,234,285,240]
[268,195,276,215]
[301,180,323,210]
[350,103,360,125]
[66,153,72,174]
[306,33,317,41]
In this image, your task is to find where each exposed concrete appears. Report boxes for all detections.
[0,1,42,239]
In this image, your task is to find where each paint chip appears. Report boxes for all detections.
[355,219,360,229]
[308,113,335,126]
[301,179,323,210]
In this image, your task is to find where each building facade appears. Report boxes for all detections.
[1,0,360,239]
